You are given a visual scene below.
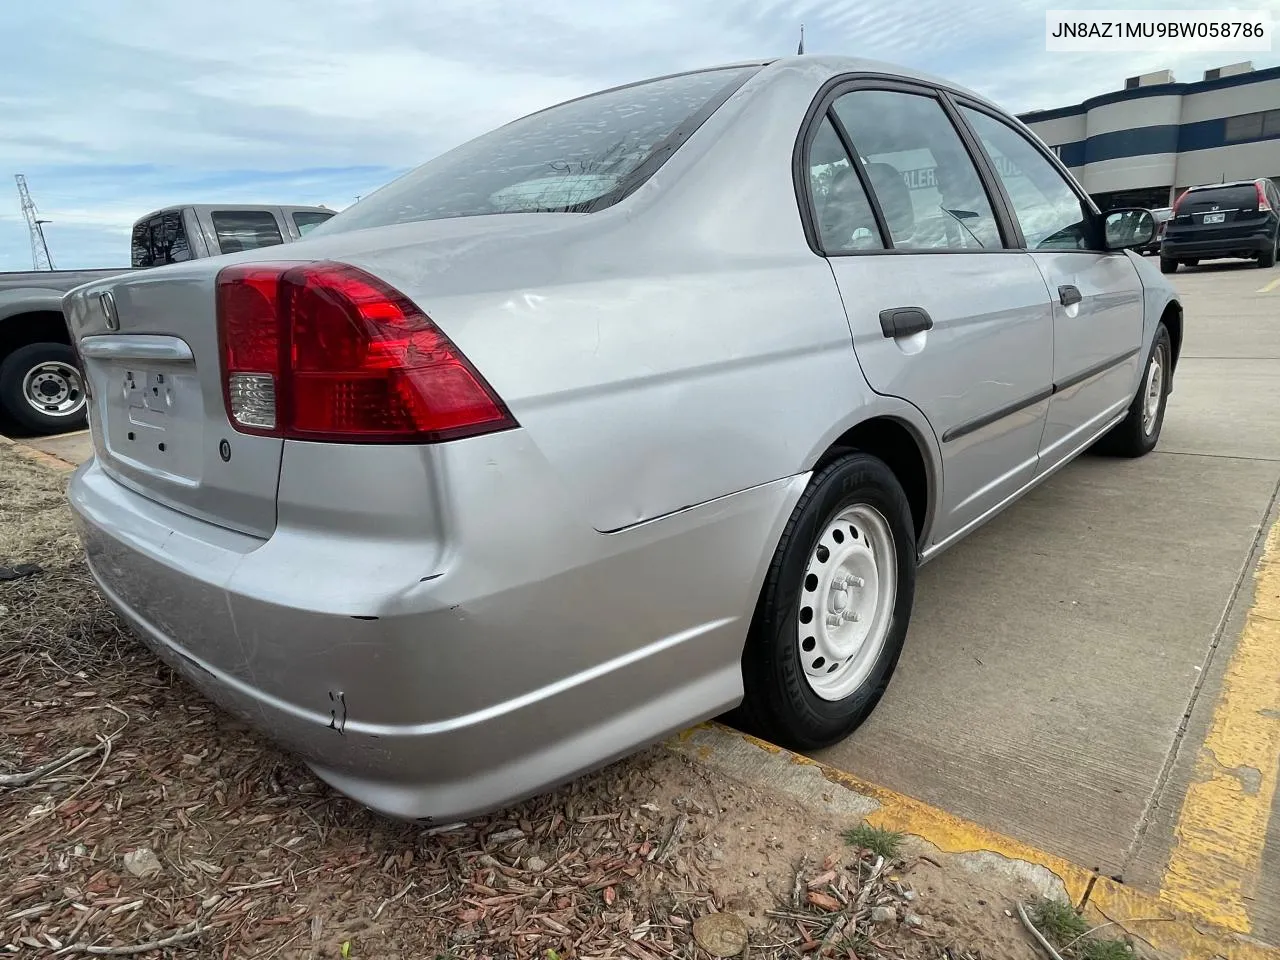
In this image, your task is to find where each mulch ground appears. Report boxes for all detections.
[1,444,1048,959]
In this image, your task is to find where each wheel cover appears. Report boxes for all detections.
[21,360,85,419]
[796,503,897,701]
[1141,343,1166,436]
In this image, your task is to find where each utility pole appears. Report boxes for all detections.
[15,174,55,270]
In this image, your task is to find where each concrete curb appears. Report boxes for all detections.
[668,722,1279,960]
[0,432,80,473]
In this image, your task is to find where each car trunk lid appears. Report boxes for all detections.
[64,267,283,538]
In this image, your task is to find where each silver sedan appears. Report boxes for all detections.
[64,55,1180,822]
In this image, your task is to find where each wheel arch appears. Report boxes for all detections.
[0,309,72,360]
[812,414,937,552]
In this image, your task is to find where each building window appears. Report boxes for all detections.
[1225,110,1280,142]
[1124,76,1140,90]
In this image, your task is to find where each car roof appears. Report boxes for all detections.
[1186,180,1265,191]
[516,56,1008,127]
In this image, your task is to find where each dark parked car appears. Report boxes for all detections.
[1160,179,1280,273]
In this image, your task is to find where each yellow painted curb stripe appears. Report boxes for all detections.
[1258,276,1280,294]
[681,724,1280,960]
[1160,520,1280,932]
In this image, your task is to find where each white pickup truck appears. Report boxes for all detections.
[0,203,333,434]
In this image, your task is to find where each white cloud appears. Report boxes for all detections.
[2,0,1277,267]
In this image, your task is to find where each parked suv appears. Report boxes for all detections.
[1160,179,1280,273]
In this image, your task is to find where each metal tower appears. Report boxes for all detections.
[14,174,55,270]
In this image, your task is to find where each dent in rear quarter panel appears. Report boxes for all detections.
[447,254,865,533]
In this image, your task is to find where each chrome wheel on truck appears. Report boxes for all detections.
[0,343,88,434]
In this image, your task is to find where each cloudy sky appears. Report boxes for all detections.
[3,0,1277,269]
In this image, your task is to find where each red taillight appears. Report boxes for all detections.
[216,261,516,443]
[1171,189,1190,215]
[1257,182,1272,212]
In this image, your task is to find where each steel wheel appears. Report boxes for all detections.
[21,360,85,419]
[1140,341,1166,436]
[796,503,897,701]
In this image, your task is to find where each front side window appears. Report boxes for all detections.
[807,117,884,253]
[961,107,1093,251]
[316,66,756,234]
[832,89,1002,251]
[212,211,284,254]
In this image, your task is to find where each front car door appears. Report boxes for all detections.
[956,104,1145,473]
[807,81,1056,549]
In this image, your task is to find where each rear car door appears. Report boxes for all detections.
[957,104,1143,474]
[811,82,1056,546]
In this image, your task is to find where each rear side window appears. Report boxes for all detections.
[832,90,1002,250]
[131,211,193,268]
[319,66,757,233]
[292,211,334,236]
[807,117,884,252]
[212,211,285,254]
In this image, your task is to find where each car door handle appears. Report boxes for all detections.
[878,307,933,339]
[1058,284,1082,307]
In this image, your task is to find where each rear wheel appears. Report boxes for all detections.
[736,453,916,750]
[1259,233,1278,269]
[1095,323,1171,458]
[0,342,87,435]
[1160,257,1178,274]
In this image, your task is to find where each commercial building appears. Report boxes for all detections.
[1017,62,1280,211]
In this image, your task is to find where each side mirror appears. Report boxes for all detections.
[1103,207,1156,251]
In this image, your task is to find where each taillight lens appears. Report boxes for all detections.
[216,261,516,443]
[1171,189,1189,215]
[1256,182,1272,212]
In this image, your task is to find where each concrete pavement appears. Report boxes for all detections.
[813,261,1280,942]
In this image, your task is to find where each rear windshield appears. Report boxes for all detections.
[317,66,756,233]
[1181,185,1258,210]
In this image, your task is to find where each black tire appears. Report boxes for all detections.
[1094,323,1172,458]
[1259,234,1277,269]
[0,342,88,435]
[1160,257,1178,274]
[735,453,917,750]
[1185,259,1199,267]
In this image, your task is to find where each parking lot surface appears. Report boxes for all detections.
[814,262,1280,942]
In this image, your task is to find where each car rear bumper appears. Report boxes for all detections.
[1161,232,1273,259]
[69,437,803,822]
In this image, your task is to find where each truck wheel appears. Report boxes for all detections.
[1160,257,1178,274]
[0,342,88,435]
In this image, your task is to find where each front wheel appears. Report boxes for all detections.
[1095,323,1171,458]
[736,453,916,750]
[1160,257,1178,274]
[0,342,88,435]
